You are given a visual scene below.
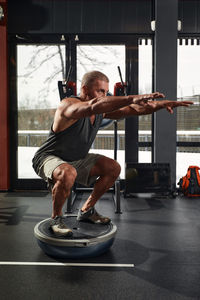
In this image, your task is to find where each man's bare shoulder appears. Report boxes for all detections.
[52,97,82,132]
[56,97,81,113]
[60,97,81,105]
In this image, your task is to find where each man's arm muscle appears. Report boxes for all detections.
[58,93,164,120]
[104,100,194,120]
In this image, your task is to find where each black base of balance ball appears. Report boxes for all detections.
[34,215,117,259]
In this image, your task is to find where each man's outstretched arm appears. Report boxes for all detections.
[104,99,194,120]
[58,92,164,119]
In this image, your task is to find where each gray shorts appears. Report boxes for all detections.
[38,153,103,188]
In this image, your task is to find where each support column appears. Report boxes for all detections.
[125,39,139,164]
[153,0,178,189]
[0,0,9,190]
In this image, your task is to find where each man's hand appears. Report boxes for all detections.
[164,100,194,113]
[132,92,165,105]
[146,100,194,114]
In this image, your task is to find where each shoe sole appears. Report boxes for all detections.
[49,226,73,237]
[77,218,111,225]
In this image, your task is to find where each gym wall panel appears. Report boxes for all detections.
[53,0,83,33]
[7,0,48,33]
[104,1,124,33]
[179,0,200,33]
[35,0,54,33]
[80,0,111,33]
[7,0,152,34]
[122,0,152,33]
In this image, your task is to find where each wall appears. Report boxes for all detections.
[8,0,152,34]
[179,0,200,33]
[7,0,200,35]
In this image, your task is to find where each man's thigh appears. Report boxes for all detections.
[89,155,121,177]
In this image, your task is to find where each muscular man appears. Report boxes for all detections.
[32,71,193,236]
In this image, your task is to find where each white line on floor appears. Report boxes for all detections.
[0,261,134,268]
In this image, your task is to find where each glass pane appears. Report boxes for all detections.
[77,45,126,178]
[138,38,153,162]
[177,39,200,183]
[77,45,125,95]
[177,147,200,183]
[17,45,66,178]
[139,147,151,162]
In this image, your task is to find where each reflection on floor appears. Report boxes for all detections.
[0,191,200,300]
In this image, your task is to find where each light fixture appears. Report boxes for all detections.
[151,20,182,32]
[0,5,4,21]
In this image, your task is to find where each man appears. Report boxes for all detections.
[32,70,193,237]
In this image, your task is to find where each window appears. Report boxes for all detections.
[138,38,153,163]
[17,45,66,178]
[77,44,126,177]
[177,38,200,182]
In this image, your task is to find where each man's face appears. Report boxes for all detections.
[86,79,109,100]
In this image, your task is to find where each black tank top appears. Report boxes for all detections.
[32,107,103,174]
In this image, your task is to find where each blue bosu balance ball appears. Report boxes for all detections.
[34,215,117,259]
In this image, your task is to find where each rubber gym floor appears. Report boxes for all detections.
[0,191,200,300]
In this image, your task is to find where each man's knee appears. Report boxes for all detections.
[53,164,77,191]
[99,157,121,179]
[110,160,121,179]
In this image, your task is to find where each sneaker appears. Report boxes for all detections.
[50,216,73,237]
[77,207,111,224]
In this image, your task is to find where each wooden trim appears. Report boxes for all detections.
[0,0,9,190]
